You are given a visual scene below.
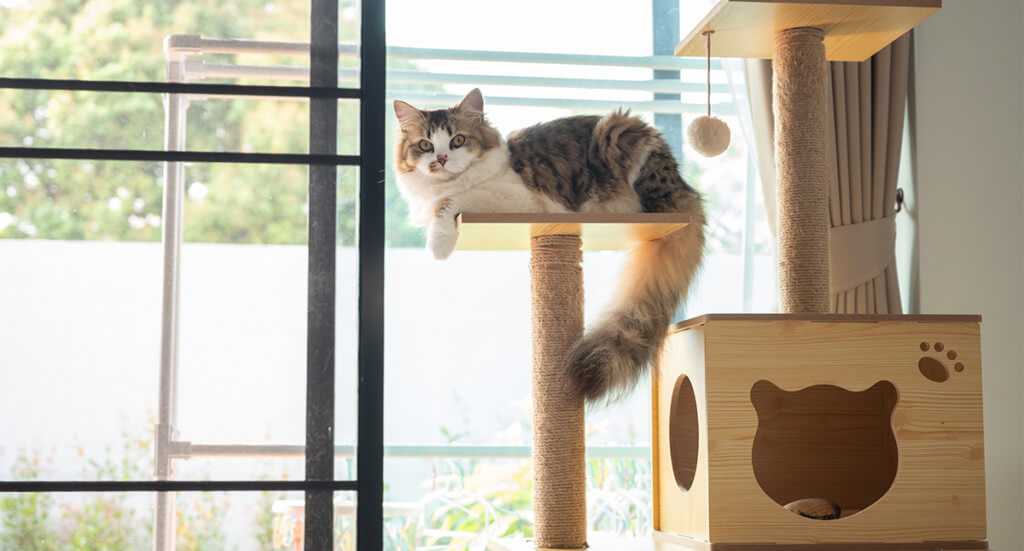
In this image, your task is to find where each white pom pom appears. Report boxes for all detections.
[687,115,731,157]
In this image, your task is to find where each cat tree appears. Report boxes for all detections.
[480,1,986,549]
[457,212,691,550]
[653,1,985,549]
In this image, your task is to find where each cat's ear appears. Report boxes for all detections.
[456,88,484,120]
[393,100,424,130]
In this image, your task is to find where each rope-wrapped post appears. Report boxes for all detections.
[529,234,587,549]
[773,27,831,313]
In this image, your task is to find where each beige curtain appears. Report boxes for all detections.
[745,33,911,314]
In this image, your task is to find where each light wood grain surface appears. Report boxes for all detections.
[491,531,988,550]
[489,531,712,551]
[671,313,983,332]
[675,0,940,61]
[454,213,690,251]
[653,317,986,544]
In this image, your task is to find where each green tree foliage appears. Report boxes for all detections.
[0,0,373,245]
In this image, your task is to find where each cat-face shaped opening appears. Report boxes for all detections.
[669,375,699,491]
[750,380,899,520]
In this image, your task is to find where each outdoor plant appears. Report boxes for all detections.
[0,426,229,551]
[0,452,58,551]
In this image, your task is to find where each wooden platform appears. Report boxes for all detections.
[490,532,695,551]
[671,312,983,333]
[675,0,940,62]
[455,212,690,251]
[491,532,987,550]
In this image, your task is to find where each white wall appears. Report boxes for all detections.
[912,1,1024,549]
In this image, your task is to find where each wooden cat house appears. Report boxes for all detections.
[481,1,988,549]
[652,314,986,549]
[646,1,985,547]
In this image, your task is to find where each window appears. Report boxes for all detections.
[0,0,384,549]
[378,0,772,548]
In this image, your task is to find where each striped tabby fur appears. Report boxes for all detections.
[393,89,706,402]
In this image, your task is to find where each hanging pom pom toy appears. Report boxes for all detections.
[687,30,731,157]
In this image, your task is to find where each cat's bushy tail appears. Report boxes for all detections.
[565,198,706,404]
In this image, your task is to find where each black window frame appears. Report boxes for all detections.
[0,0,386,549]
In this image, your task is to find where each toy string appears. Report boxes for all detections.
[703,30,714,117]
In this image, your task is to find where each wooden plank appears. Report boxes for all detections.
[491,533,986,550]
[490,532,708,550]
[653,329,710,540]
[675,0,940,62]
[455,212,690,251]
[670,313,982,333]
[655,319,986,543]
[700,319,985,542]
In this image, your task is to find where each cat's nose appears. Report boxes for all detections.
[437,154,448,166]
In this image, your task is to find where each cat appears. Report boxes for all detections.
[393,88,706,403]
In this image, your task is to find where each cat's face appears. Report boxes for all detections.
[393,89,501,181]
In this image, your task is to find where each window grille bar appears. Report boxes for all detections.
[0,77,358,98]
[381,92,733,115]
[179,61,732,95]
[358,0,387,549]
[164,35,718,71]
[653,0,684,159]
[305,0,340,548]
[0,147,359,165]
[383,44,710,71]
[0,480,357,493]
[154,51,188,551]
[156,90,725,116]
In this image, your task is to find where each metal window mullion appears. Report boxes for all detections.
[305,0,339,549]
[0,77,358,98]
[653,0,683,160]
[0,480,357,492]
[0,147,357,165]
[742,155,758,311]
[154,50,188,551]
[357,0,386,549]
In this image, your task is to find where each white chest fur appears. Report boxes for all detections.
[395,144,566,259]
[396,144,565,228]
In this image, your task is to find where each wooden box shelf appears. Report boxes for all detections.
[652,314,986,548]
[455,212,691,251]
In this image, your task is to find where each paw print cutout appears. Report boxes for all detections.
[917,341,965,382]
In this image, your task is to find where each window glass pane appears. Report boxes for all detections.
[1,234,161,481]
[0,0,360,86]
[0,90,359,155]
[336,166,359,474]
[262,491,362,550]
[383,0,773,543]
[0,160,359,482]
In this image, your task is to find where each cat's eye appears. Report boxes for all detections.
[450,134,466,148]
[417,139,433,152]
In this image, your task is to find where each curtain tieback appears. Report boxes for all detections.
[829,215,896,293]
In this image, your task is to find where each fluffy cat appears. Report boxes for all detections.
[393,88,706,402]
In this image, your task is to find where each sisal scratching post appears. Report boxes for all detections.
[773,27,831,313]
[529,234,587,549]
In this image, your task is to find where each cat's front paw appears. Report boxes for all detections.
[427,226,458,260]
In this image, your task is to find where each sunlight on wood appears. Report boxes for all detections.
[675,0,940,61]
[455,213,691,251]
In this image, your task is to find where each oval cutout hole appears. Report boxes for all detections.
[669,375,699,491]
[918,356,949,382]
